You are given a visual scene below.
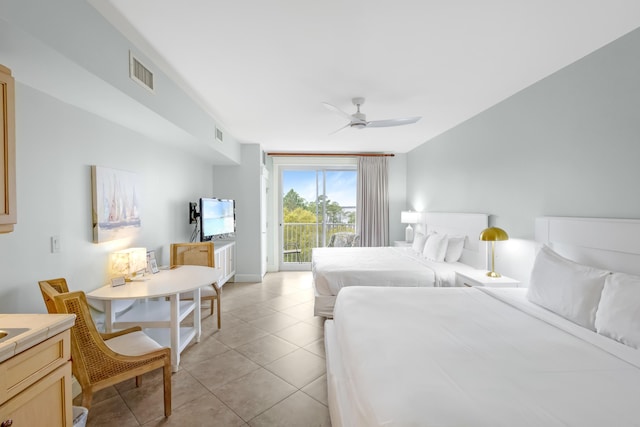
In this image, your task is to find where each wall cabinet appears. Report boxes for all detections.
[214,241,236,286]
[0,65,16,234]
[0,330,73,426]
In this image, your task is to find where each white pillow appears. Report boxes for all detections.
[423,233,448,262]
[411,232,427,254]
[444,235,465,263]
[595,272,640,349]
[526,245,609,330]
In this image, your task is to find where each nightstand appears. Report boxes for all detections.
[456,270,520,288]
[393,241,411,247]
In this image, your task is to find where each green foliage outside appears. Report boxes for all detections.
[282,189,355,262]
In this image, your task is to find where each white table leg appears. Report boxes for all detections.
[193,287,201,343]
[169,293,180,372]
[104,300,114,333]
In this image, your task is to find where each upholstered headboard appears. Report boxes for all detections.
[535,216,640,275]
[422,212,489,269]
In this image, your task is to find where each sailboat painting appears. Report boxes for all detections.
[91,165,141,243]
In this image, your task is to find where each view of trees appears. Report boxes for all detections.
[282,189,355,261]
[283,189,355,225]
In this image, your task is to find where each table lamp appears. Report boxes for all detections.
[401,211,420,243]
[110,247,147,281]
[479,227,508,277]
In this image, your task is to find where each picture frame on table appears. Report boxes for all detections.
[149,258,159,274]
[147,250,159,274]
[111,276,126,287]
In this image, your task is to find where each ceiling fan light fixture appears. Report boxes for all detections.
[323,97,422,134]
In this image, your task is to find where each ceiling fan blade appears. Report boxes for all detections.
[366,116,421,128]
[328,122,351,135]
[322,102,354,122]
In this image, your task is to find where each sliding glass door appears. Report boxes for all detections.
[280,167,356,269]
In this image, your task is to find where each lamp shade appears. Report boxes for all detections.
[479,227,509,242]
[401,211,419,224]
[110,247,147,279]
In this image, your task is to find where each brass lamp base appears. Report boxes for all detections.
[486,240,502,278]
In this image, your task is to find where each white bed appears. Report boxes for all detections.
[325,216,640,426]
[313,212,489,317]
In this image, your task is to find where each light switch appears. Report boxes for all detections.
[51,235,61,253]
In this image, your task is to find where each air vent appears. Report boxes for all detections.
[129,51,154,93]
[215,127,224,142]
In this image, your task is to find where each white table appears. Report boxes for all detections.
[455,270,520,288]
[87,265,222,372]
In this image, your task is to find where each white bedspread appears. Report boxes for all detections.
[312,246,472,296]
[327,287,640,427]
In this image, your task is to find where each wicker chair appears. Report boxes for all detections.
[327,232,360,247]
[39,282,172,416]
[170,242,221,328]
[38,278,70,313]
[39,279,142,342]
[283,242,302,263]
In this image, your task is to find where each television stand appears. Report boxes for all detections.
[213,241,235,286]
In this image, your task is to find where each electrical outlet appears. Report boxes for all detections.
[51,235,61,253]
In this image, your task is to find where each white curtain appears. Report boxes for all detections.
[356,157,389,247]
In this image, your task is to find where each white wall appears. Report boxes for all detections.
[0,84,214,313]
[406,27,640,283]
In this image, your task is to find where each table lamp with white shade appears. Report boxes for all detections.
[401,211,420,243]
[110,247,147,281]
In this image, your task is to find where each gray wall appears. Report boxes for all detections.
[388,154,408,243]
[406,27,640,281]
[407,27,640,236]
[212,144,264,282]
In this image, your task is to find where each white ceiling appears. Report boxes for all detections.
[91,0,640,154]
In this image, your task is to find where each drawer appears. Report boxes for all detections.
[0,330,70,403]
[0,362,73,427]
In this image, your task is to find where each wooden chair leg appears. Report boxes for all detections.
[163,363,172,417]
[81,390,93,409]
[210,297,214,316]
[135,375,142,387]
[216,295,221,329]
[213,284,221,329]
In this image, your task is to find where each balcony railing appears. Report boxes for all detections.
[283,222,356,263]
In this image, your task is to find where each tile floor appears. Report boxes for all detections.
[79,271,331,426]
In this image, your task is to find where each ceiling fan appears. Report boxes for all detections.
[322,97,421,134]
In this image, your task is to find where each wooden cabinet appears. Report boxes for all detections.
[0,331,73,427]
[0,65,17,234]
[214,241,236,286]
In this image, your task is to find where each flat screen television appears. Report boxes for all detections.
[199,198,235,241]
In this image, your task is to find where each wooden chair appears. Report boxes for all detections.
[38,278,70,314]
[39,279,144,344]
[170,242,221,328]
[39,282,172,416]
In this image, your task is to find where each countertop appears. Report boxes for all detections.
[0,313,76,363]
